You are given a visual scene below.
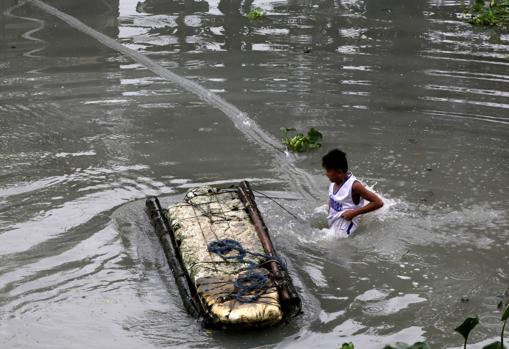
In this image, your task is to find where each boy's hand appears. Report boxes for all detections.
[340,210,358,221]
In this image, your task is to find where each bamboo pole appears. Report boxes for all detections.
[238,181,302,316]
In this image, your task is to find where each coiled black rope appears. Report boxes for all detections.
[207,239,286,303]
[207,239,246,261]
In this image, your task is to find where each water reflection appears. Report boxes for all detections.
[1,0,508,348]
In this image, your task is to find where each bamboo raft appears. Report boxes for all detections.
[145,181,301,329]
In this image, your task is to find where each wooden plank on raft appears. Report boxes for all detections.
[238,181,302,317]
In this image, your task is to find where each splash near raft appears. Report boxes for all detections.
[145,181,301,328]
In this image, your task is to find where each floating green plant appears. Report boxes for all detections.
[383,343,431,349]
[455,317,480,349]
[337,303,509,348]
[482,342,505,349]
[502,305,509,347]
[247,7,265,20]
[482,304,509,349]
[466,0,509,27]
[281,127,322,153]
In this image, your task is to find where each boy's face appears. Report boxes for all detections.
[324,168,346,183]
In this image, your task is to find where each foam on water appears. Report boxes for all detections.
[299,186,407,243]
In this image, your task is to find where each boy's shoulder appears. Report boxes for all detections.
[351,177,365,192]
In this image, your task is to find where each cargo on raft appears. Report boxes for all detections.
[145,181,302,329]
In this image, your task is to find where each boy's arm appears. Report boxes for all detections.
[340,181,384,220]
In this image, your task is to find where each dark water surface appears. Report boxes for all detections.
[1,0,508,348]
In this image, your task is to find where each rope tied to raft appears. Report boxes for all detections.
[207,238,287,303]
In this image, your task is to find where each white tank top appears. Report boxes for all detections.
[328,172,364,226]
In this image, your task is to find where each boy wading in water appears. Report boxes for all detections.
[322,149,384,236]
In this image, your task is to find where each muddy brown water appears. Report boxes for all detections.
[0,0,508,348]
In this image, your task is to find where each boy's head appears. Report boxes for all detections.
[322,149,348,182]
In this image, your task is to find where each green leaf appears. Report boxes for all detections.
[407,343,431,349]
[502,303,509,321]
[281,128,322,152]
[382,343,430,349]
[247,7,265,20]
[307,127,323,143]
[466,0,509,27]
[481,341,503,349]
[455,316,480,341]
[340,342,354,349]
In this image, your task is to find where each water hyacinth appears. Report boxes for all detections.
[247,7,265,20]
[338,303,509,348]
[281,127,323,153]
[465,0,509,27]
[455,317,480,349]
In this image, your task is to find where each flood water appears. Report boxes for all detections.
[1,0,508,348]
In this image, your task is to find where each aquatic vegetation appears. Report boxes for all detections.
[502,305,509,347]
[453,304,509,349]
[339,303,509,348]
[466,0,509,27]
[247,7,265,20]
[281,127,323,153]
[482,342,505,349]
[383,343,430,349]
[455,317,480,349]
[482,305,509,349]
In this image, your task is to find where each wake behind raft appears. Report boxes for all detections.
[145,181,302,329]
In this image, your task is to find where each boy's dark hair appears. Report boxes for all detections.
[322,149,348,172]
